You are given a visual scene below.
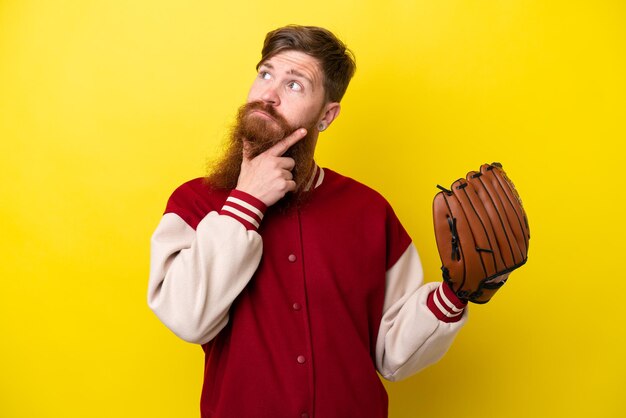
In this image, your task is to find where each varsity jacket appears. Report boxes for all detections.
[148,164,468,418]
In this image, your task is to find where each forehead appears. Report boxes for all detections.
[259,50,323,86]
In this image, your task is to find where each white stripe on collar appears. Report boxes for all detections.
[303,162,324,192]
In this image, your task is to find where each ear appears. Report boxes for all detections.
[317,102,341,131]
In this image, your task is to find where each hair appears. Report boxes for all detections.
[257,25,356,103]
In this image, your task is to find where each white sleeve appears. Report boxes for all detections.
[147,211,263,345]
[375,243,468,381]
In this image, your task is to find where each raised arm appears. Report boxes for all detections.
[148,128,307,344]
[148,190,266,344]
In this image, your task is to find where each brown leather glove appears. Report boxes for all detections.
[433,163,530,303]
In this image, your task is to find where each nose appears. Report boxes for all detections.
[260,84,280,106]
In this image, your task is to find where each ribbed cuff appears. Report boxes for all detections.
[219,190,267,231]
[427,281,467,323]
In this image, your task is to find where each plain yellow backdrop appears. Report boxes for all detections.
[1,1,624,417]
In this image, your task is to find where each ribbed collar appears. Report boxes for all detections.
[303,161,325,192]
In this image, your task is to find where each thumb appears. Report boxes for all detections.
[241,139,253,161]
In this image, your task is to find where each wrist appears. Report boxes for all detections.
[427,281,467,323]
[219,189,268,231]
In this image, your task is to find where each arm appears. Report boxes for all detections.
[375,243,468,381]
[147,191,266,344]
[148,128,307,344]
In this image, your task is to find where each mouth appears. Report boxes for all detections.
[249,109,276,122]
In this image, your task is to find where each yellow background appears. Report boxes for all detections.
[1,1,624,417]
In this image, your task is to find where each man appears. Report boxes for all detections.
[148,25,468,418]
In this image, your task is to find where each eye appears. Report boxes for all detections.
[259,71,271,80]
[287,81,303,92]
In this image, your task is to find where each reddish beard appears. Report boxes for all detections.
[206,101,318,206]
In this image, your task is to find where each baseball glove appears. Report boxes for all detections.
[433,162,530,303]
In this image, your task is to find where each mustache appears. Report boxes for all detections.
[242,101,287,123]
[240,101,292,132]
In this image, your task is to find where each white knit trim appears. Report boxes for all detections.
[315,167,325,188]
[221,206,260,229]
[302,162,325,192]
[303,163,318,192]
[434,285,463,318]
[437,284,464,313]
[225,196,264,220]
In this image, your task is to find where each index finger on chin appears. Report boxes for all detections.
[267,128,307,157]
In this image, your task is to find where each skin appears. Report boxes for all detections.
[236,50,341,207]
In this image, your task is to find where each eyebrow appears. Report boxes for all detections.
[260,63,314,88]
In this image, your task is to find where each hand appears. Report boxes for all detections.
[236,128,307,207]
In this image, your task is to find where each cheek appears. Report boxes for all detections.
[284,110,309,129]
[301,103,324,127]
[289,102,320,126]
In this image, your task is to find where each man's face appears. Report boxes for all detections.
[206,49,340,202]
[246,50,327,135]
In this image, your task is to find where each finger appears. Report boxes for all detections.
[277,157,296,170]
[267,128,307,157]
[281,169,293,181]
[285,179,297,192]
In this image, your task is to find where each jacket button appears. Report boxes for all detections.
[288,254,297,262]
[292,302,302,311]
[297,355,306,364]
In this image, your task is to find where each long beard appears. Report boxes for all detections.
[206,101,318,207]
